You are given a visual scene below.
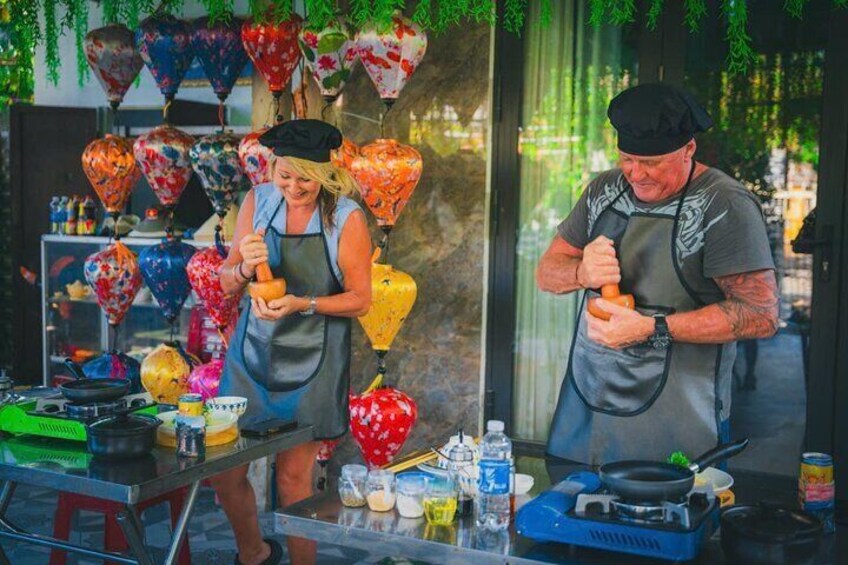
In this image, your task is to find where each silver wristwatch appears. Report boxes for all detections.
[300,296,317,316]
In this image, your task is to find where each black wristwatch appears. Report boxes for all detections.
[648,315,672,350]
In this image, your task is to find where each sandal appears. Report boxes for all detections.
[234,538,284,565]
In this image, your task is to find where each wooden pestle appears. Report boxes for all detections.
[587,284,635,321]
[247,252,287,302]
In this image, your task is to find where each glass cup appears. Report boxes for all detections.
[396,474,428,518]
[366,469,396,512]
[338,464,367,508]
[423,477,458,525]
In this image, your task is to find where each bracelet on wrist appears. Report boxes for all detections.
[237,262,251,281]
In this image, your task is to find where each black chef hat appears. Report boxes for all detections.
[607,83,713,156]
[258,119,342,162]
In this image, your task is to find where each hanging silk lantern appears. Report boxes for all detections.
[186,246,240,331]
[69,351,142,394]
[133,125,195,209]
[356,11,428,108]
[84,24,145,111]
[241,13,303,99]
[190,132,244,218]
[331,137,359,171]
[84,242,143,326]
[138,240,197,324]
[191,16,249,102]
[187,359,225,401]
[239,129,275,186]
[349,139,423,233]
[82,135,141,219]
[140,342,199,404]
[136,14,194,100]
[299,16,358,103]
[358,254,417,353]
[349,374,418,469]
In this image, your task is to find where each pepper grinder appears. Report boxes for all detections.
[447,429,475,518]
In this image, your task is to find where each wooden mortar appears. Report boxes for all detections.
[248,262,287,302]
[587,284,635,321]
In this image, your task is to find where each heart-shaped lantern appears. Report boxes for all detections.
[299,15,358,103]
[349,139,423,233]
[356,11,427,108]
[190,132,244,218]
[82,135,141,220]
[358,251,418,354]
[238,129,275,186]
[141,342,199,404]
[191,16,249,102]
[187,359,225,401]
[241,13,303,99]
[138,239,197,324]
[84,242,143,326]
[349,375,418,469]
[133,125,195,210]
[84,24,145,110]
[186,246,240,331]
[136,14,194,100]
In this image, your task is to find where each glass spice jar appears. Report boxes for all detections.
[338,464,368,508]
[366,469,396,512]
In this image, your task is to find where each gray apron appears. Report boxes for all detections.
[547,163,731,465]
[220,199,351,440]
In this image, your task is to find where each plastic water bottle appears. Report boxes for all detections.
[476,420,512,531]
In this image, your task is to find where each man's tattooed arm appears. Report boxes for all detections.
[665,269,780,344]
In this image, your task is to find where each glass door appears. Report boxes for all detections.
[672,0,837,479]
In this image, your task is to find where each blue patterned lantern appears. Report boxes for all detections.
[138,239,197,324]
[189,132,244,219]
[136,14,194,101]
[190,16,249,102]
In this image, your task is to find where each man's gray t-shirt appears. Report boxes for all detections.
[558,167,775,304]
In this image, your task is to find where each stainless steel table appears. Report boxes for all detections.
[276,481,844,564]
[0,425,313,565]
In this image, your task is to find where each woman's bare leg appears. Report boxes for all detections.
[209,464,271,565]
[275,441,322,565]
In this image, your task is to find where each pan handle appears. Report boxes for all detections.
[689,438,749,473]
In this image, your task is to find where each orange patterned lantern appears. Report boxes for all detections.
[349,139,422,233]
[82,135,141,220]
[331,137,359,171]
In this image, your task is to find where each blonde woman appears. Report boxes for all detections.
[213,120,372,565]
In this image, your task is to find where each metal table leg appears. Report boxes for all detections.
[0,481,15,565]
[163,480,201,565]
[116,506,154,565]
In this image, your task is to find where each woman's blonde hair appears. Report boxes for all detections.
[274,156,360,229]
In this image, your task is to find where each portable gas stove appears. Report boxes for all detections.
[516,472,719,561]
[0,392,158,442]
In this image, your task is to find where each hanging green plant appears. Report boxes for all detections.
[71,0,89,87]
[43,0,59,84]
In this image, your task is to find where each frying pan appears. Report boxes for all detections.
[59,359,130,403]
[598,438,749,502]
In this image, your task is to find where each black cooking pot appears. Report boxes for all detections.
[721,503,823,565]
[86,412,161,460]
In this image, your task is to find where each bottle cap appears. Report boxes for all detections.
[487,420,504,433]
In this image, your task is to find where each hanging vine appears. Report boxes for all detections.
[6,0,848,88]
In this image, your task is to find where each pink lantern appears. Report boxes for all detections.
[187,359,225,401]
[133,125,195,209]
[238,129,275,186]
[356,11,427,109]
[84,24,145,111]
[186,246,240,331]
[83,242,142,326]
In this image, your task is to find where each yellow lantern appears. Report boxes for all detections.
[358,249,417,353]
[140,342,198,404]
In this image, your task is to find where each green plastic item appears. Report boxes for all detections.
[0,400,158,442]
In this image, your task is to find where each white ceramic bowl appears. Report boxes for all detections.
[695,466,734,493]
[205,396,248,418]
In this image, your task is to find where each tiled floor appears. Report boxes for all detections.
[0,483,402,564]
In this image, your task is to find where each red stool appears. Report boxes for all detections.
[49,489,192,565]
